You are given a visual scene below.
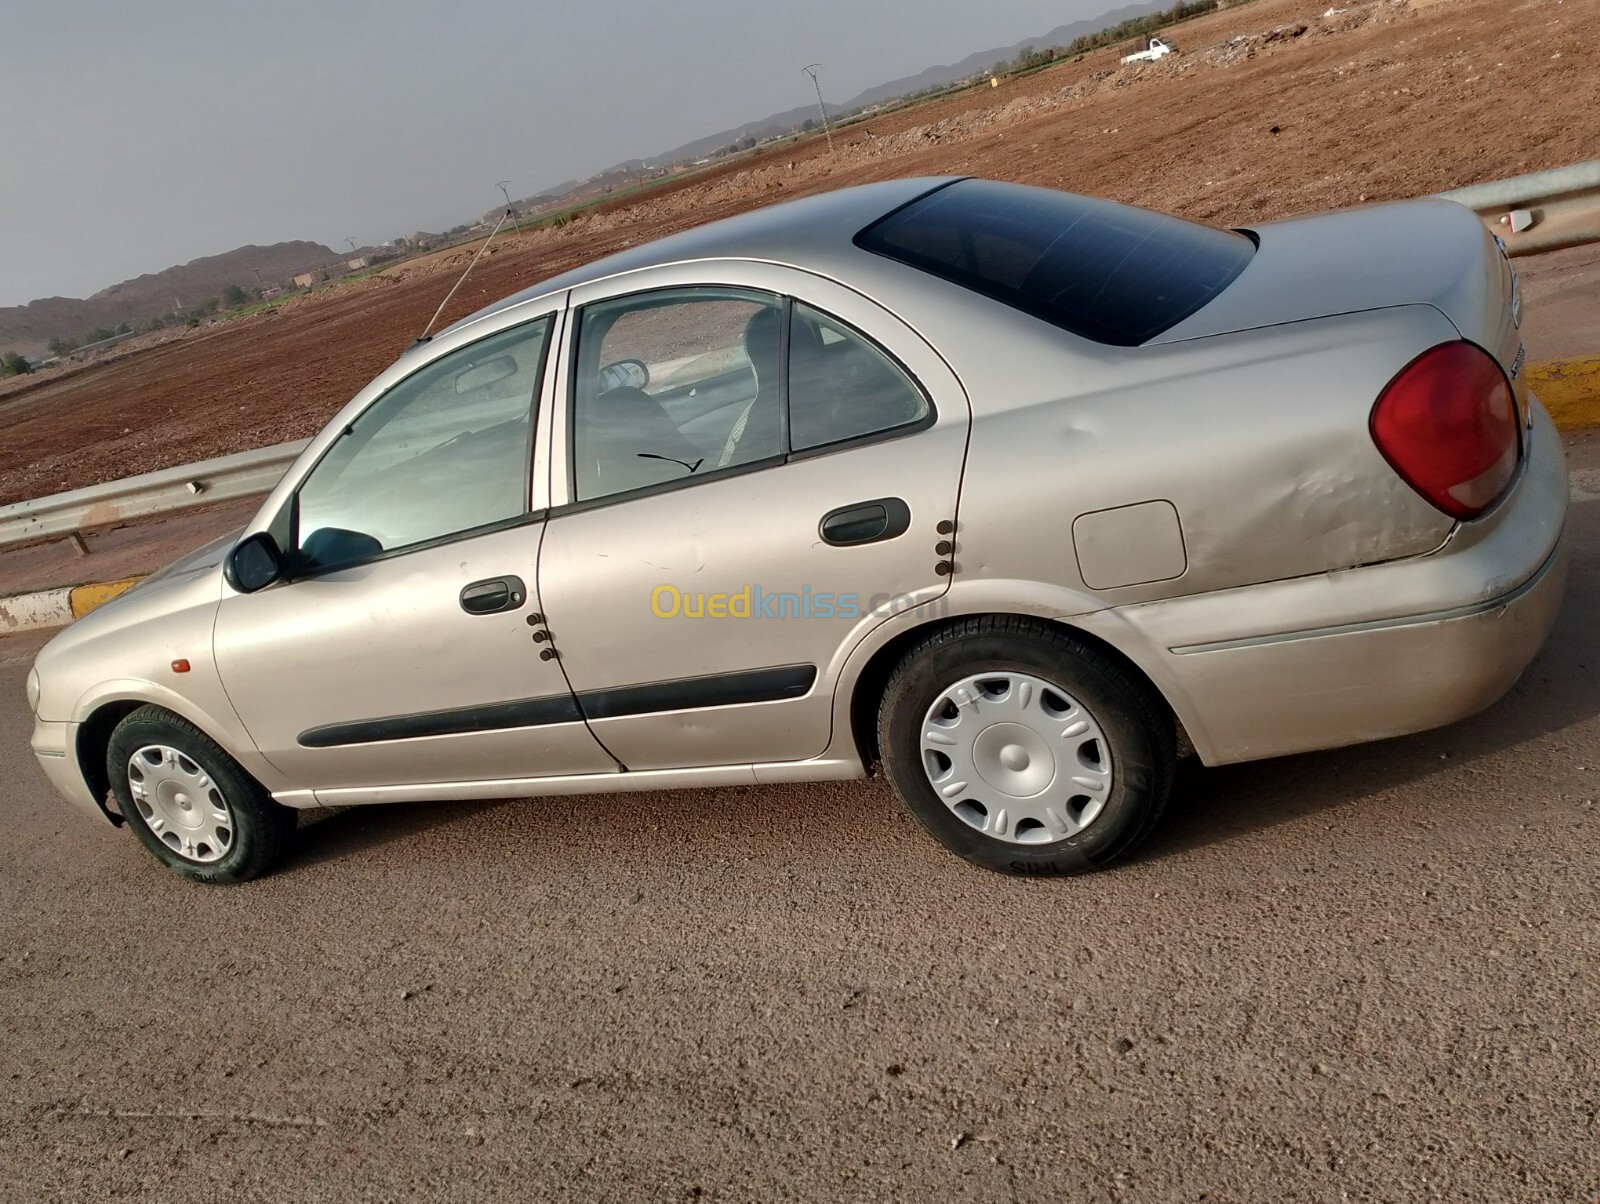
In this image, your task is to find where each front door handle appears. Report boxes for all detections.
[459,575,527,615]
[819,498,911,547]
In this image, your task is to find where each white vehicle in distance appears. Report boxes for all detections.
[1122,36,1176,64]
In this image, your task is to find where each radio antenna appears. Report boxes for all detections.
[413,204,513,346]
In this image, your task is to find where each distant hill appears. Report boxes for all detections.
[0,241,344,358]
[634,0,1173,168]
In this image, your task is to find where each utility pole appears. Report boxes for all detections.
[345,237,358,256]
[801,64,835,155]
[496,181,520,234]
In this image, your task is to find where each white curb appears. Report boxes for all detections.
[0,588,73,632]
[0,578,144,634]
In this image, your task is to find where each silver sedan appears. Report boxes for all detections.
[28,177,1567,881]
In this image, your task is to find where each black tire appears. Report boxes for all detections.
[877,616,1175,877]
[106,705,295,884]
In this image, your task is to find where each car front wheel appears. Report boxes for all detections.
[878,616,1174,876]
[106,706,294,884]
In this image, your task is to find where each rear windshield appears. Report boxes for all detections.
[854,179,1255,346]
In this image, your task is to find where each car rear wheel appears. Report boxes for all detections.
[877,616,1174,876]
[106,706,294,884]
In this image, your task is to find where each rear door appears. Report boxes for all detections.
[535,263,970,771]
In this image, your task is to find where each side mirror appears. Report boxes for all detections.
[225,532,284,594]
[299,526,383,571]
[598,357,649,391]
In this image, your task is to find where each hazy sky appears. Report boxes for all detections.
[0,0,1117,307]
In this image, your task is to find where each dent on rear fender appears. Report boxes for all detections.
[1221,456,1450,572]
[953,308,1462,607]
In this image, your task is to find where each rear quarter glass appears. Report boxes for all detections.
[854,178,1254,347]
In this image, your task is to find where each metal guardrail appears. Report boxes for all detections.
[1436,160,1600,257]
[2,162,1596,552]
[0,389,530,550]
[0,440,307,548]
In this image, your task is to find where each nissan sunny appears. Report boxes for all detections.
[28,177,1567,881]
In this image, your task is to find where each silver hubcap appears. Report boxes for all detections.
[920,672,1113,845]
[126,744,233,864]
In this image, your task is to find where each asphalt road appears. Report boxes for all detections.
[4,435,1600,1203]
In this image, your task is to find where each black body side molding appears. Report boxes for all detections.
[577,664,816,721]
[299,694,583,748]
[297,664,817,748]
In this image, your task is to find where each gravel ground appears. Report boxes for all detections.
[3,437,1599,1202]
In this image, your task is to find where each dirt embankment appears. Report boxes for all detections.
[2,0,1595,507]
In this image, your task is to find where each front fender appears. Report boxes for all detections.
[69,677,293,795]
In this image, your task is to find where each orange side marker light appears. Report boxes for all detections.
[171,659,191,674]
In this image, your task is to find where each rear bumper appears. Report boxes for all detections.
[31,719,106,822]
[1122,400,1570,765]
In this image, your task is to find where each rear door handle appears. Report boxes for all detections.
[459,575,526,615]
[819,497,912,547]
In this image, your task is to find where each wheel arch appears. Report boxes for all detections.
[73,689,258,825]
[843,610,1192,773]
[75,700,146,825]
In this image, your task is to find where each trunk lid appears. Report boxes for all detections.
[1150,199,1519,375]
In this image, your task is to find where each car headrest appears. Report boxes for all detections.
[743,307,782,389]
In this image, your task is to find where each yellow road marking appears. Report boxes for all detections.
[68,577,144,618]
[1529,356,1600,431]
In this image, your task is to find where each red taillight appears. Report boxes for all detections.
[1370,342,1519,520]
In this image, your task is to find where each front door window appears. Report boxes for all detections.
[295,316,552,568]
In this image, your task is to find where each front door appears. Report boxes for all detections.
[214,312,615,792]
[536,271,969,771]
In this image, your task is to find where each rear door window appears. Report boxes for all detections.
[570,288,784,502]
[854,178,1255,346]
[788,302,929,452]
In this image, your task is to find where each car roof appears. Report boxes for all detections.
[441,176,954,336]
